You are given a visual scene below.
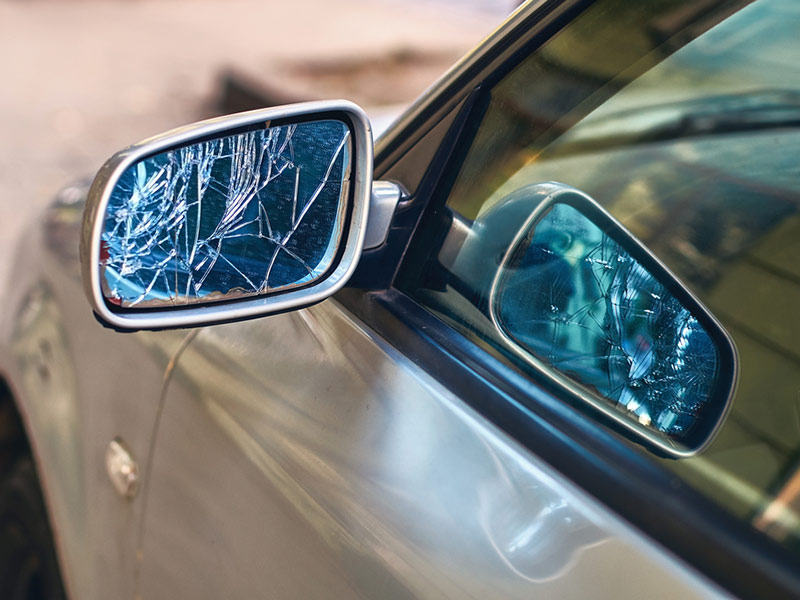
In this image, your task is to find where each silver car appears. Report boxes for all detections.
[2,0,800,598]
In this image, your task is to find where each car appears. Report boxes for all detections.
[2,0,800,598]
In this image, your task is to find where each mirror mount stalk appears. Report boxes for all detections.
[364,181,405,250]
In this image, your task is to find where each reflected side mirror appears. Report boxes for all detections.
[488,184,737,457]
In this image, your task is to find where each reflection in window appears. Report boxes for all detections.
[399,0,800,553]
[494,202,720,442]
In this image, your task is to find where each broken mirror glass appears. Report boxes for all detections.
[100,119,351,308]
[490,190,736,455]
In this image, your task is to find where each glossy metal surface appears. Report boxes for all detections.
[105,438,139,499]
[138,299,723,599]
[0,183,190,600]
[81,101,373,330]
[364,180,404,249]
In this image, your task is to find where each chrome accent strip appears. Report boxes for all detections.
[80,100,373,330]
[363,181,404,250]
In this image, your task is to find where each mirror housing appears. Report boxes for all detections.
[80,101,372,330]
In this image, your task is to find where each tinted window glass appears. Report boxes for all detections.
[398,0,800,554]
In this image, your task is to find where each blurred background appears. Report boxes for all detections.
[0,0,517,286]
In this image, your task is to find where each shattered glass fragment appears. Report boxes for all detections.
[100,119,351,308]
[494,202,720,441]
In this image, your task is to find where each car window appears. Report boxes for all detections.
[396,0,800,556]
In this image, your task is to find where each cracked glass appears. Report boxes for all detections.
[493,201,721,443]
[100,119,351,308]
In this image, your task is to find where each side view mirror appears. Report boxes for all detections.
[80,101,388,330]
[486,184,737,457]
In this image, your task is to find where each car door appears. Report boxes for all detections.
[138,300,722,599]
[138,0,800,597]
[2,182,194,600]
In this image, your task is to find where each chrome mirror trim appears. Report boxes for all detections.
[80,101,373,330]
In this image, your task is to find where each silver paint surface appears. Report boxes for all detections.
[0,188,190,600]
[138,299,724,599]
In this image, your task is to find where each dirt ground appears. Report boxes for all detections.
[0,0,511,287]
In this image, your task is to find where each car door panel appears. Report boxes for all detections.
[139,300,720,598]
[1,191,190,600]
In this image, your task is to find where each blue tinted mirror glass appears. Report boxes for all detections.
[492,198,735,453]
[100,119,351,308]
